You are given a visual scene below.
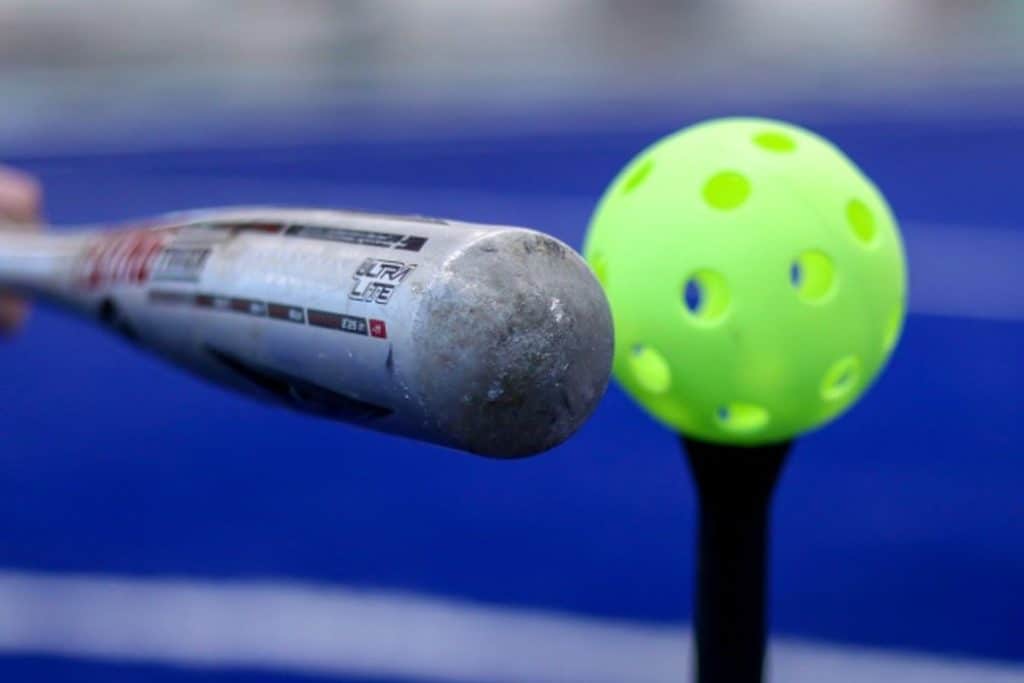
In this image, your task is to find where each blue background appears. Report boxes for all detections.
[1,110,1022,679]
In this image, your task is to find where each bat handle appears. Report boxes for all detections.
[682,436,791,683]
[0,229,84,298]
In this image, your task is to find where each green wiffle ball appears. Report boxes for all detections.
[583,118,907,446]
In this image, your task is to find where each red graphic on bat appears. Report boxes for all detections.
[79,229,174,289]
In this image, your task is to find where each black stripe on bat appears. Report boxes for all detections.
[205,345,393,422]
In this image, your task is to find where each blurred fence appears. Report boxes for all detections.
[0,1,1022,147]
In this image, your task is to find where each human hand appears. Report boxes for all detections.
[0,167,42,334]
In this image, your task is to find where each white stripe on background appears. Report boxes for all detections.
[0,571,1020,683]
[901,222,1024,322]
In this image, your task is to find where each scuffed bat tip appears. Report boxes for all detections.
[410,230,614,458]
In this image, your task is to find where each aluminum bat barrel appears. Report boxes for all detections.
[0,208,614,458]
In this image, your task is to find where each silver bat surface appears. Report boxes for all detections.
[0,208,613,457]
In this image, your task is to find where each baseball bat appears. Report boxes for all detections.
[0,207,613,458]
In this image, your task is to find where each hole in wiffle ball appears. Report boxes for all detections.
[629,344,671,395]
[790,250,835,303]
[682,270,729,323]
[753,130,796,153]
[790,261,803,287]
[715,402,770,434]
[821,355,861,402]
[684,279,702,313]
[846,199,877,245]
[703,171,750,210]
[622,158,654,194]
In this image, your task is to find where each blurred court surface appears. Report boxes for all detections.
[0,3,1022,682]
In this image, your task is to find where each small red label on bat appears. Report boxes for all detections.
[369,319,387,339]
